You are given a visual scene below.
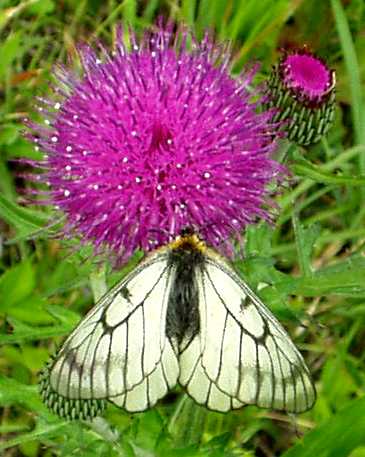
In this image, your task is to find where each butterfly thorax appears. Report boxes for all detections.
[165,237,204,348]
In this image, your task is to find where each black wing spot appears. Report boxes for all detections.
[120,286,132,301]
[240,296,250,310]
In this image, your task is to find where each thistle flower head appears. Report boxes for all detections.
[279,49,335,106]
[266,48,336,146]
[25,23,284,261]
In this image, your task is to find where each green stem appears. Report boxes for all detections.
[292,211,312,278]
[168,394,208,447]
[279,145,365,212]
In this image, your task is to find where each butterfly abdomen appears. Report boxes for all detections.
[165,239,204,347]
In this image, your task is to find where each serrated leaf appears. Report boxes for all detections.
[0,194,49,240]
[244,223,273,258]
[0,311,78,345]
[276,255,365,297]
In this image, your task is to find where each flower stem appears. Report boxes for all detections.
[168,394,208,447]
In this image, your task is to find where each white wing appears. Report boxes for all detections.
[179,335,245,412]
[180,254,315,413]
[48,250,179,412]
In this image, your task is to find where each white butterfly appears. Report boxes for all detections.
[40,229,315,419]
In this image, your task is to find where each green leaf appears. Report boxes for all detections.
[89,265,107,302]
[0,158,16,199]
[168,395,208,447]
[0,419,68,452]
[321,354,358,410]
[0,260,35,309]
[276,255,365,297]
[181,0,197,25]
[282,397,365,457]
[245,222,273,258]
[0,31,22,80]
[0,305,80,345]
[5,294,55,325]
[349,448,365,457]
[133,409,164,451]
[235,256,285,289]
[331,0,365,151]
[0,123,19,146]
[26,0,55,15]
[0,375,43,411]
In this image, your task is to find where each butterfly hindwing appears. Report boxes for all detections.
[179,333,246,412]
[110,337,179,411]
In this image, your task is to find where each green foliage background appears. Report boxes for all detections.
[0,0,364,456]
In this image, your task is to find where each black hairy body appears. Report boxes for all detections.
[165,238,203,347]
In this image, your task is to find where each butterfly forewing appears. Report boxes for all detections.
[48,251,179,405]
[194,254,315,413]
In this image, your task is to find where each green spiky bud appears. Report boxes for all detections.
[266,48,336,146]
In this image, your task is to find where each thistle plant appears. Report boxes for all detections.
[25,22,285,261]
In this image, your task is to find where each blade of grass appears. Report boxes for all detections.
[181,0,197,26]
[93,0,136,40]
[331,0,365,164]
[292,158,365,186]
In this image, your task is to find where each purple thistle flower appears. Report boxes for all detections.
[25,23,284,261]
[280,49,335,106]
[266,48,336,146]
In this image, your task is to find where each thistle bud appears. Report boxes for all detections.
[266,48,336,146]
